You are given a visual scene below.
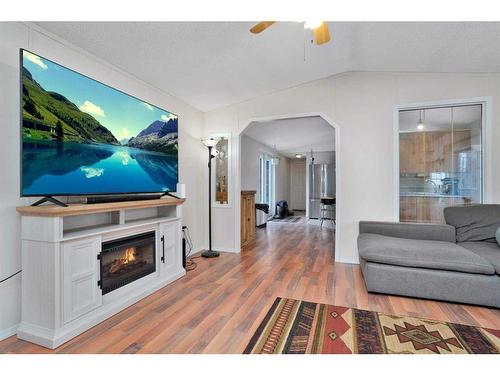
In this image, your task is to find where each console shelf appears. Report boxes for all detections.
[16,197,184,217]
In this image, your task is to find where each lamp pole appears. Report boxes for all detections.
[202,140,219,258]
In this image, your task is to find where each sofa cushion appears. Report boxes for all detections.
[358,233,495,275]
[460,241,500,275]
[444,204,500,243]
[359,221,456,242]
[497,227,500,246]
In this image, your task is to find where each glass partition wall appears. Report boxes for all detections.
[399,104,482,223]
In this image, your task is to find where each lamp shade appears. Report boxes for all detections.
[202,137,219,148]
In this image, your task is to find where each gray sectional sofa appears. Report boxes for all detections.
[357,205,500,308]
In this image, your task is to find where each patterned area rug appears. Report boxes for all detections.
[244,297,500,354]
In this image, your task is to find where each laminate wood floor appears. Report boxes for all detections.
[1,219,499,353]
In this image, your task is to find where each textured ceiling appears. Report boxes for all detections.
[36,22,500,112]
[244,116,334,158]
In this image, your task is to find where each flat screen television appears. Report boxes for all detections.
[20,49,178,198]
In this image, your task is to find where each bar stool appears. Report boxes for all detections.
[320,197,336,229]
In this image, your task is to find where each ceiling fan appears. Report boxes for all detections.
[250,21,331,45]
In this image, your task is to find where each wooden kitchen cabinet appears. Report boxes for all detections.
[241,190,256,247]
[399,132,426,174]
[399,196,417,222]
[400,130,471,174]
[400,196,472,223]
[424,131,452,173]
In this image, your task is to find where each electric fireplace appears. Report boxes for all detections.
[99,232,156,295]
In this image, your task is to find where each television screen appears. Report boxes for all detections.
[20,49,178,197]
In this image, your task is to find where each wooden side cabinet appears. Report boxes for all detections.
[241,190,256,248]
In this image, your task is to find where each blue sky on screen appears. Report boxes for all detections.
[22,50,177,141]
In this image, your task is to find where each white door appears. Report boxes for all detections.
[290,159,306,210]
[62,236,102,323]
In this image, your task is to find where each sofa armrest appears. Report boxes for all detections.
[359,221,456,242]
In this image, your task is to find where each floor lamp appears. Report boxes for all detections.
[202,137,220,258]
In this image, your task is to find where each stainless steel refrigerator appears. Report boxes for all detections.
[309,163,335,219]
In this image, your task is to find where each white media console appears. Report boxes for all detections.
[16,198,185,349]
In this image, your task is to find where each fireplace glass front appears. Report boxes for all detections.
[99,231,156,295]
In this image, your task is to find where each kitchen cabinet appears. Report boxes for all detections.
[399,132,426,174]
[400,130,471,174]
[424,131,453,173]
[400,196,472,223]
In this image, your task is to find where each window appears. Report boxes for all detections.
[398,104,483,223]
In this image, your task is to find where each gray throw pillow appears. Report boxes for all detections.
[497,227,500,246]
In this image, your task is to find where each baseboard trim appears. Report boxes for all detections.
[336,257,360,265]
[0,324,19,341]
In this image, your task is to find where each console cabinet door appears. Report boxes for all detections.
[62,236,102,324]
[158,221,180,273]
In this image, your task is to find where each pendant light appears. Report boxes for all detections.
[417,109,425,131]
[271,144,280,165]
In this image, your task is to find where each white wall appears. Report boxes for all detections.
[203,71,500,263]
[0,22,205,338]
[240,134,290,208]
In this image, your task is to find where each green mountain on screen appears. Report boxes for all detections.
[21,67,118,144]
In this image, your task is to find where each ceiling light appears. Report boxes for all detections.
[295,154,303,158]
[416,109,425,131]
[304,21,323,30]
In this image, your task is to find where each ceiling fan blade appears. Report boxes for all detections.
[250,21,276,34]
[313,22,331,45]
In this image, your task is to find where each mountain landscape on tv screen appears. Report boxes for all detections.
[21,51,179,196]
[22,66,178,155]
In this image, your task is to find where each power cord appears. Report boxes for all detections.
[0,270,22,284]
[183,226,199,271]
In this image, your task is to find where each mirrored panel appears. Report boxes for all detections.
[214,136,229,205]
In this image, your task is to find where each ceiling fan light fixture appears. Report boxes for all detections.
[304,20,324,30]
[295,153,304,158]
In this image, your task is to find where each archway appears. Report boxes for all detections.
[234,112,341,261]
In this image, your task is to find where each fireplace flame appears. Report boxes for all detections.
[109,247,136,274]
[122,247,136,263]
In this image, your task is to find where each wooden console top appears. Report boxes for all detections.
[16,197,185,217]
